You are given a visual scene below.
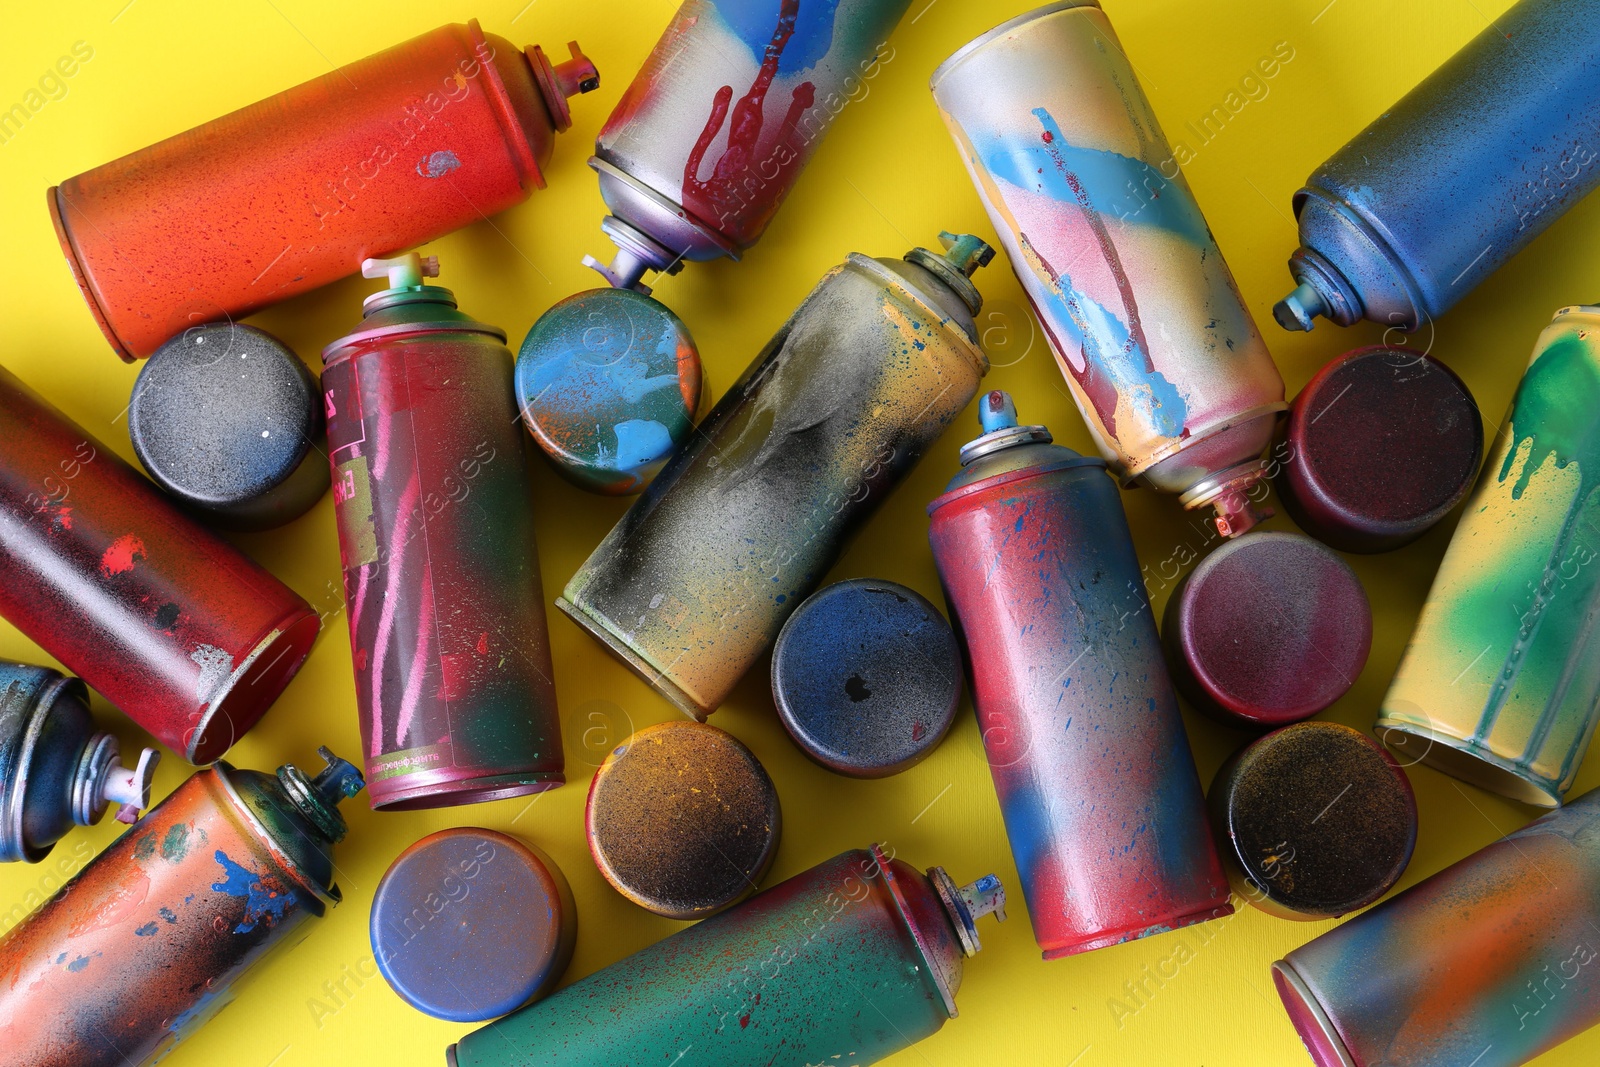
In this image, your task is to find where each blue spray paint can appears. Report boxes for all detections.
[1275,0,1600,332]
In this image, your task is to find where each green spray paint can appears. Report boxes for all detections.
[1380,305,1600,806]
[446,845,1005,1067]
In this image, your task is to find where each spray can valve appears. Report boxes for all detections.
[939,231,996,277]
[979,390,1019,433]
[362,254,440,291]
[930,865,1007,957]
[72,733,160,828]
[104,748,160,825]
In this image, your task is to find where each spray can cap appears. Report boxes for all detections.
[930,866,1007,957]
[905,232,995,317]
[363,253,440,291]
[960,390,1054,464]
[528,41,600,133]
[278,746,365,844]
[74,734,160,827]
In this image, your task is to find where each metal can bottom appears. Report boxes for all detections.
[1270,959,1358,1067]
[1375,711,1560,808]
[1040,901,1234,961]
[188,607,321,764]
[369,769,565,812]
[555,596,710,720]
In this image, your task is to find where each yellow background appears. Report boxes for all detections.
[3,1,1598,1064]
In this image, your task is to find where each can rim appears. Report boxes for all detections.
[927,454,1104,516]
[842,254,988,378]
[211,762,339,916]
[930,1,1103,91]
[873,843,958,1018]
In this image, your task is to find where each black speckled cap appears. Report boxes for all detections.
[1210,721,1417,920]
[772,579,962,778]
[585,721,780,920]
[129,322,329,530]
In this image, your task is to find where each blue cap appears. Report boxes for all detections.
[771,579,962,778]
[371,828,576,1022]
[515,288,700,496]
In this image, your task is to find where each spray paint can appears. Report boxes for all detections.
[323,254,562,810]
[49,21,599,361]
[1275,0,1600,333]
[583,0,913,291]
[558,233,993,719]
[0,660,158,863]
[446,844,1005,1067]
[929,391,1232,959]
[0,364,319,764]
[932,2,1287,538]
[0,747,364,1067]
[1378,305,1600,807]
[1273,786,1600,1067]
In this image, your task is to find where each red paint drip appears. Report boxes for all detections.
[681,0,815,242]
[99,533,146,576]
[476,632,489,655]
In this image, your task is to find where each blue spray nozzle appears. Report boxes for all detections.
[312,746,365,804]
[979,390,1019,434]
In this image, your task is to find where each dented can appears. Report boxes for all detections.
[584,0,913,290]
[0,364,319,763]
[932,2,1287,537]
[929,391,1232,958]
[447,844,1005,1067]
[0,747,364,1067]
[558,234,992,719]
[49,21,599,360]
[1274,0,1600,333]
[0,660,157,863]
[1379,306,1600,807]
[323,255,562,810]
[1273,785,1600,1067]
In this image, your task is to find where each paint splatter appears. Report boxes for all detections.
[682,0,816,240]
[99,533,145,576]
[135,922,158,936]
[161,823,191,861]
[153,602,181,631]
[417,150,460,179]
[211,850,296,933]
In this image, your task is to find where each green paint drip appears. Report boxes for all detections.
[1497,334,1600,500]
[1480,329,1600,757]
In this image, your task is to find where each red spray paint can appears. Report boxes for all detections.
[49,21,599,361]
[0,364,319,763]
[0,747,364,1067]
[322,255,562,810]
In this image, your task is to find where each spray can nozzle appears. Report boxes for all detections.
[938,231,996,277]
[75,735,160,827]
[362,254,440,292]
[278,746,365,843]
[930,865,1007,957]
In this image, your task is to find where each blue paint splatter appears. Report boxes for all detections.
[159,907,178,924]
[211,850,295,934]
[715,0,843,74]
[417,150,461,179]
[135,922,159,936]
[67,955,91,972]
[612,419,674,475]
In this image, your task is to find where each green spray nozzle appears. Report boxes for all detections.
[938,232,996,278]
[362,253,440,291]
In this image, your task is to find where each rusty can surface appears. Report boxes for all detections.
[49,21,598,360]
[928,391,1232,959]
[447,844,1005,1067]
[323,255,562,810]
[0,364,319,763]
[1378,305,1600,806]
[932,2,1286,537]
[584,0,913,290]
[0,659,157,863]
[558,234,991,719]
[1273,785,1600,1067]
[0,747,364,1067]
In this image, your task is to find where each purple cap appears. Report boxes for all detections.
[1163,532,1371,729]
[371,828,576,1022]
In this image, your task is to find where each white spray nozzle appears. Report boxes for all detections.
[361,254,440,290]
[104,748,160,825]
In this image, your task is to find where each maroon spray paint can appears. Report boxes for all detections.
[0,364,319,763]
[49,21,599,361]
[0,747,364,1067]
[322,255,562,810]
